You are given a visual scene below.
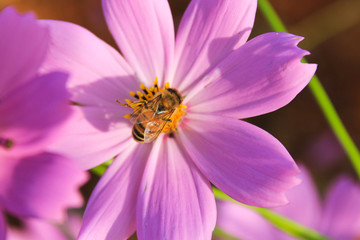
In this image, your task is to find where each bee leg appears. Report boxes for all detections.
[132,101,148,109]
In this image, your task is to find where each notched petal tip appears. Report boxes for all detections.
[1,6,45,32]
[187,31,318,119]
[1,6,25,17]
[0,5,50,99]
[269,32,318,84]
[268,32,314,58]
[286,34,318,65]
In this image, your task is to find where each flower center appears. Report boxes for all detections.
[117,78,186,143]
[0,138,14,149]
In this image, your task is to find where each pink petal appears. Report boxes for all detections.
[78,143,152,240]
[7,218,67,240]
[136,136,216,240]
[172,0,257,93]
[0,153,88,222]
[0,72,72,158]
[0,7,49,99]
[102,0,174,86]
[63,212,83,240]
[187,32,317,119]
[273,165,321,229]
[319,176,360,239]
[40,20,139,107]
[179,113,300,207]
[48,106,133,169]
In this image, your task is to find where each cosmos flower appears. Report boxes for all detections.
[0,7,87,238]
[40,0,316,239]
[216,166,360,240]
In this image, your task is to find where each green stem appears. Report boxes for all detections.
[213,188,331,240]
[90,158,114,176]
[212,227,240,240]
[258,0,288,32]
[308,76,360,177]
[258,0,360,178]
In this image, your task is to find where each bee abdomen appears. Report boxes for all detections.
[132,124,145,142]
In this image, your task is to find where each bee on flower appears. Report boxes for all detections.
[40,0,317,239]
[117,79,186,143]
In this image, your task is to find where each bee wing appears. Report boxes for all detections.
[143,121,163,143]
[143,109,175,143]
[129,94,163,124]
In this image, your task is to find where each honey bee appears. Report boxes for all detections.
[121,88,183,143]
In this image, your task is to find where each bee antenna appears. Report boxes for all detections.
[116,99,128,107]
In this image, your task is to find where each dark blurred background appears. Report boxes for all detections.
[1,0,359,191]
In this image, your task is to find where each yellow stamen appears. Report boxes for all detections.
[147,90,154,98]
[152,77,159,92]
[152,77,158,85]
[136,91,146,100]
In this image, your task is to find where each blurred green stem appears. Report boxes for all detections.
[213,227,240,240]
[258,0,360,179]
[213,188,331,240]
[90,158,113,176]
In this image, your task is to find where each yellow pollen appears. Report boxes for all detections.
[118,78,186,139]
[162,104,187,134]
[180,104,187,109]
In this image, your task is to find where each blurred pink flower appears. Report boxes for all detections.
[216,166,360,240]
[306,131,344,169]
[7,211,82,240]
[7,218,67,240]
[0,7,88,238]
[41,0,316,239]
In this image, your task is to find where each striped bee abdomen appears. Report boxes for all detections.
[132,122,145,142]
